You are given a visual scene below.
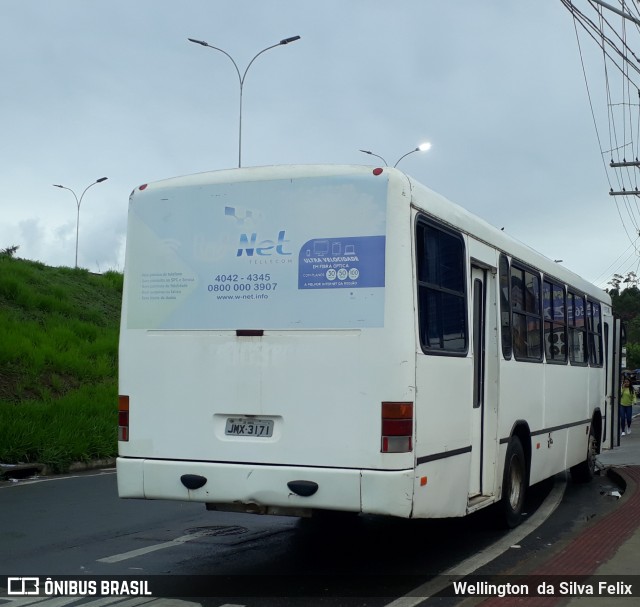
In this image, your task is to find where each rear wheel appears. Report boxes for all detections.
[500,436,527,528]
[570,425,598,483]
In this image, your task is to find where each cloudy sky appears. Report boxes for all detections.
[1,0,637,288]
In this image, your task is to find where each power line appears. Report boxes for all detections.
[593,238,640,283]
[562,0,640,241]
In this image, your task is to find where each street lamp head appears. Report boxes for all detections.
[393,142,432,168]
[359,149,388,166]
[53,184,64,188]
[96,177,108,183]
[188,38,209,47]
[280,35,301,45]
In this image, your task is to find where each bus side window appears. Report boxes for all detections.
[588,301,603,367]
[499,254,512,359]
[543,280,567,364]
[416,217,467,354]
[511,264,542,361]
[568,291,588,365]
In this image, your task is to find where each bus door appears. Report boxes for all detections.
[469,264,498,498]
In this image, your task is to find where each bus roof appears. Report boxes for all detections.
[130,163,610,307]
[404,173,610,306]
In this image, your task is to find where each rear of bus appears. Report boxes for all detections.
[117,165,418,518]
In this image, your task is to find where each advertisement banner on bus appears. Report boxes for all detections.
[125,174,388,330]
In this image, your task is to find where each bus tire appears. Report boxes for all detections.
[570,425,598,483]
[500,436,527,529]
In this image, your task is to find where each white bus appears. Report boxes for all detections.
[117,165,618,527]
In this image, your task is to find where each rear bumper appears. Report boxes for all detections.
[117,457,414,518]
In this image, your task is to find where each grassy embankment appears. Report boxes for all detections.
[0,256,121,472]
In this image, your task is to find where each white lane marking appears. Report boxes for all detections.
[97,530,213,564]
[0,470,116,489]
[382,475,567,606]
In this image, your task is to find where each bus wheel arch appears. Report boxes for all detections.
[500,422,531,528]
[570,411,601,483]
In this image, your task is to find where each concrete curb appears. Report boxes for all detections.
[0,462,44,480]
[66,458,116,473]
[0,458,116,480]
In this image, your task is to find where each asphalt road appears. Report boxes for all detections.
[0,466,623,606]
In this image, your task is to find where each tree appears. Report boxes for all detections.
[608,273,624,294]
[0,245,19,258]
[626,342,640,370]
[608,271,638,296]
[612,285,640,323]
[608,272,640,323]
[609,271,640,370]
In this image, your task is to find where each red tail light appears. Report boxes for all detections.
[118,395,129,442]
[381,402,413,453]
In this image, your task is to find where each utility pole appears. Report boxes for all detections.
[589,1,640,195]
[589,0,640,27]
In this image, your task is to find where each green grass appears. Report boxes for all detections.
[0,256,122,472]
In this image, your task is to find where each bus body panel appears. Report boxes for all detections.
[119,167,418,511]
[117,457,415,517]
[410,457,472,519]
[118,164,616,520]
[119,328,415,469]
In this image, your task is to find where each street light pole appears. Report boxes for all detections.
[188,35,301,168]
[393,142,432,168]
[359,149,388,166]
[360,143,432,169]
[53,177,108,268]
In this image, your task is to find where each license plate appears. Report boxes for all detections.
[225,417,274,437]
